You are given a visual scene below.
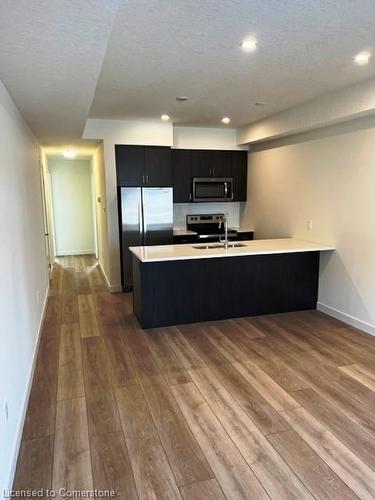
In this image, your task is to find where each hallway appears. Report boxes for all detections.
[12,256,375,499]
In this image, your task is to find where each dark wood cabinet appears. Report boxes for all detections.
[191,150,213,177]
[144,146,172,186]
[213,150,233,177]
[232,150,248,201]
[172,149,192,202]
[115,145,144,186]
[115,145,172,187]
[173,233,198,244]
[190,150,233,178]
[115,145,247,202]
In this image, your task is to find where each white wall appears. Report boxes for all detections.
[173,126,246,150]
[242,119,375,334]
[0,81,48,491]
[48,158,95,256]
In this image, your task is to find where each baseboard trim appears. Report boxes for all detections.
[56,249,95,256]
[7,285,50,491]
[317,302,375,336]
[98,263,122,293]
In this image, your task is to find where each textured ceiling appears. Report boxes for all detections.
[1,0,375,144]
[0,0,118,145]
[90,0,375,127]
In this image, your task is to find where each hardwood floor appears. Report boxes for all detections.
[14,255,375,499]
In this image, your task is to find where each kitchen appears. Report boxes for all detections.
[115,142,334,328]
[5,1,375,498]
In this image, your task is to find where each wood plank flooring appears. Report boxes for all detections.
[14,255,375,499]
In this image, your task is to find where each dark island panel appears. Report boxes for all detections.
[132,252,320,329]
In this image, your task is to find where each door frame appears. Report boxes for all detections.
[40,152,55,269]
[43,154,99,259]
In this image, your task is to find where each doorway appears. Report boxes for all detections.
[47,157,98,259]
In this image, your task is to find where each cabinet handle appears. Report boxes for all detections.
[189,193,192,201]
[146,175,149,183]
[142,175,145,184]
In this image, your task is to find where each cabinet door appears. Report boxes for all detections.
[191,150,215,177]
[232,151,248,201]
[212,150,232,177]
[115,145,144,186]
[144,146,172,186]
[172,149,192,202]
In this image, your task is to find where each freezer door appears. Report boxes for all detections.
[142,188,173,246]
[120,187,142,290]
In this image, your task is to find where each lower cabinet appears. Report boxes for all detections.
[173,234,198,244]
[232,231,254,241]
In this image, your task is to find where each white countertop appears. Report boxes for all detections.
[231,226,255,233]
[130,238,335,263]
[173,228,198,236]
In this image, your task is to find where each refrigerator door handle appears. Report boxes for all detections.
[138,189,146,246]
[138,194,143,243]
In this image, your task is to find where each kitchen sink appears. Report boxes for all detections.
[192,244,224,249]
[192,242,247,250]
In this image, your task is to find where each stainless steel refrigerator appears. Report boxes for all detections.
[119,187,173,290]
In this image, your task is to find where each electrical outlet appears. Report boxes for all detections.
[307,220,313,231]
[36,290,41,305]
[5,401,8,422]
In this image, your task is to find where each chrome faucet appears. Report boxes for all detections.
[218,214,229,250]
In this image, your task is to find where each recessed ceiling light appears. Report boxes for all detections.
[354,51,371,65]
[254,101,267,106]
[62,150,77,158]
[221,117,230,125]
[161,114,170,121]
[240,38,257,52]
[176,96,189,101]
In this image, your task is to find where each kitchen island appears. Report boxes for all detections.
[130,238,334,329]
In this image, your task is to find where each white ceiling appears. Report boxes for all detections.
[1,0,375,144]
[0,0,118,145]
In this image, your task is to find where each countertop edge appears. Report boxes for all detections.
[130,238,335,263]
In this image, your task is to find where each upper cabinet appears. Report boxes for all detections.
[172,149,192,203]
[115,145,247,202]
[232,151,248,202]
[144,146,172,186]
[115,145,172,187]
[212,150,233,177]
[191,150,232,178]
[115,145,144,186]
[190,149,247,201]
[191,150,212,177]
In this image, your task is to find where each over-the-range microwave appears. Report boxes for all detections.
[192,177,234,202]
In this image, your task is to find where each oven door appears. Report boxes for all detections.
[192,178,233,202]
